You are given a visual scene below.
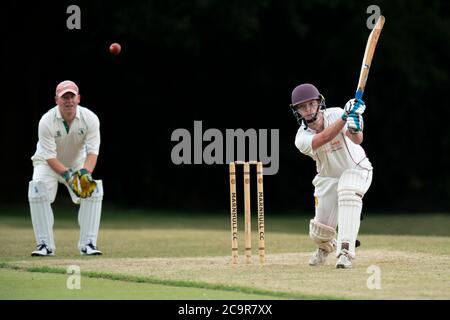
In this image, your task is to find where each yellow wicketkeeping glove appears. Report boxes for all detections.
[77,169,97,198]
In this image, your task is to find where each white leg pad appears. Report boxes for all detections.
[336,191,361,257]
[28,181,55,251]
[309,219,337,253]
[337,169,372,257]
[78,180,103,251]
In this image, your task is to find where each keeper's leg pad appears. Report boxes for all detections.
[78,180,103,251]
[309,219,337,253]
[28,181,56,251]
[337,169,372,257]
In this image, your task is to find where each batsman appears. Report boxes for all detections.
[28,80,103,256]
[290,83,372,268]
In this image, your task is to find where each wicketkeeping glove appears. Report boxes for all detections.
[61,169,82,197]
[347,113,364,133]
[77,168,97,198]
[342,98,366,120]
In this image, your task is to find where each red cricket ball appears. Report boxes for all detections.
[109,43,121,55]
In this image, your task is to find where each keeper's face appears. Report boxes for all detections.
[55,92,80,117]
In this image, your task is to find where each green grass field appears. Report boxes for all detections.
[1,205,450,299]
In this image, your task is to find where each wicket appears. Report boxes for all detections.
[229,161,265,264]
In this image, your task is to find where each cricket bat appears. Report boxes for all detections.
[355,15,385,100]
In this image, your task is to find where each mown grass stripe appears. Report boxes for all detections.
[0,262,344,300]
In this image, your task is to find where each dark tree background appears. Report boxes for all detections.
[1,0,449,213]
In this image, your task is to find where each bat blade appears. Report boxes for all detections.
[355,15,385,100]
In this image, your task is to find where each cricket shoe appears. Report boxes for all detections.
[81,242,102,256]
[309,248,329,266]
[31,243,54,257]
[336,249,353,269]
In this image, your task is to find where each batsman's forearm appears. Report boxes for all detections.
[46,158,69,175]
[83,154,98,173]
[312,119,346,150]
[346,130,364,144]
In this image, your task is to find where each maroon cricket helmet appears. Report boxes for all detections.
[290,83,323,107]
[289,83,326,127]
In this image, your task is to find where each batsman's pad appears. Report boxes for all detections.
[338,169,371,195]
[337,169,372,257]
[78,180,103,251]
[309,219,337,253]
[28,181,56,251]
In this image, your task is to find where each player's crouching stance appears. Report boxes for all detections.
[290,84,373,269]
[29,80,103,257]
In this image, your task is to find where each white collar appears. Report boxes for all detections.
[55,105,80,120]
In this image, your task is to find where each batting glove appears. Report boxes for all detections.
[346,113,364,133]
[342,98,366,120]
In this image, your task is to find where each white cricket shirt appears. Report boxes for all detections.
[295,107,372,178]
[31,105,100,168]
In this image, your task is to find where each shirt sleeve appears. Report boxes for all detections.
[85,113,101,155]
[38,120,57,159]
[295,128,316,157]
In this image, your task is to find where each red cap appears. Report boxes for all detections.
[55,80,79,97]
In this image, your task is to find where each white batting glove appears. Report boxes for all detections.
[342,98,366,120]
[347,113,364,133]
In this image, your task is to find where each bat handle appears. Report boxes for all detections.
[355,89,364,100]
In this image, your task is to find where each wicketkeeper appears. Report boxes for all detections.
[29,80,103,256]
[290,83,373,268]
